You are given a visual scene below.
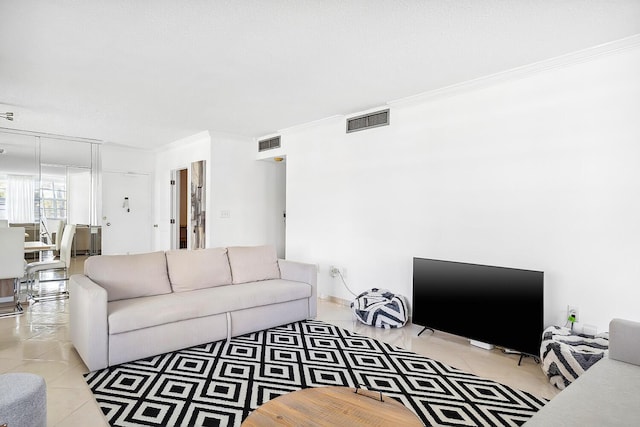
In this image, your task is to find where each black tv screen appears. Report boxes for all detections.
[412,257,544,357]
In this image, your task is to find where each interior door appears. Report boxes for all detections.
[102,172,151,255]
[169,168,189,250]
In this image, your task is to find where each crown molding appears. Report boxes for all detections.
[0,126,102,144]
[156,130,211,153]
[389,34,640,108]
[275,114,343,137]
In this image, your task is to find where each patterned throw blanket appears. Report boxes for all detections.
[540,326,609,389]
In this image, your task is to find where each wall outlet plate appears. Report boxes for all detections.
[330,266,340,277]
[567,305,579,323]
[329,266,346,278]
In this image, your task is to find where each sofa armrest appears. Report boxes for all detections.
[609,318,640,366]
[69,274,109,371]
[278,259,318,318]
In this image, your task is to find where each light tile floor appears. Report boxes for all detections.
[0,257,559,426]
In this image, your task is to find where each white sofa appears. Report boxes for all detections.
[525,318,640,426]
[69,245,317,372]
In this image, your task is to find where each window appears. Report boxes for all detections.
[0,175,67,221]
[38,175,67,220]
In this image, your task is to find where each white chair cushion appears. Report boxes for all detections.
[26,260,66,274]
[0,227,26,279]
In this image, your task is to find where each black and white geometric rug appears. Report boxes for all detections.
[85,320,546,426]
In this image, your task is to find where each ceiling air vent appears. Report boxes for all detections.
[258,136,281,152]
[346,109,390,133]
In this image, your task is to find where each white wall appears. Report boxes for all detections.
[150,131,285,254]
[283,44,640,333]
[102,144,155,174]
[210,134,286,255]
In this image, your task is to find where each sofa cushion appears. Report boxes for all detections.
[227,245,280,284]
[84,251,172,302]
[524,358,640,427]
[166,248,232,292]
[108,279,312,334]
[609,318,640,366]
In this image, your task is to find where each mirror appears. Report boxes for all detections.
[191,160,205,249]
[0,133,40,243]
[0,130,101,255]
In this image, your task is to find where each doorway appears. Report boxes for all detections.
[170,168,188,250]
[276,159,286,258]
[264,156,286,258]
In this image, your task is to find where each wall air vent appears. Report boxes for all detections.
[346,109,390,133]
[258,136,281,152]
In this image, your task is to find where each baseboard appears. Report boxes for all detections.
[319,295,416,323]
[319,295,352,307]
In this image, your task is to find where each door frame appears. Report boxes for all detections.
[170,168,189,250]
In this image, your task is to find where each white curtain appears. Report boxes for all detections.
[7,174,35,223]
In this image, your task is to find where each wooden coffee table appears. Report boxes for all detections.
[241,386,424,426]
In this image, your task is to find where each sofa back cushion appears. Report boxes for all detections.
[609,318,640,366]
[227,245,280,284]
[84,251,172,302]
[166,248,233,292]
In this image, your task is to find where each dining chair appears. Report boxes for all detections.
[54,220,65,256]
[0,227,26,317]
[25,224,76,302]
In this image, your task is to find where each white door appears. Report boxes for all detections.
[102,172,152,255]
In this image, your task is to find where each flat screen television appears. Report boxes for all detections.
[412,257,544,357]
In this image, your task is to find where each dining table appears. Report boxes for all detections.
[24,241,56,253]
[24,241,56,263]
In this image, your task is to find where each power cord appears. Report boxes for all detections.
[566,314,576,332]
[333,268,358,297]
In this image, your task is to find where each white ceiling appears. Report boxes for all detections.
[1,1,639,150]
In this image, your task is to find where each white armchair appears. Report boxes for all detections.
[25,224,76,302]
[0,227,26,317]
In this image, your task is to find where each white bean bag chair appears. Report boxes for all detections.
[351,288,408,328]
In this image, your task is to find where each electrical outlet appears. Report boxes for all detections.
[329,265,340,277]
[567,305,579,323]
